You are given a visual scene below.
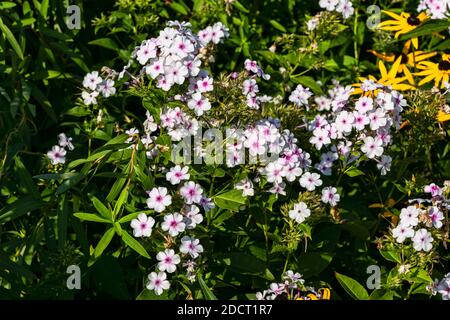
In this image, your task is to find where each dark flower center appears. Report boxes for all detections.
[407,15,421,26]
[401,53,408,64]
[438,60,450,71]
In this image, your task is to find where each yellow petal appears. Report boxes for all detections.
[382,10,405,21]
[411,38,419,50]
[379,60,388,78]
[418,73,437,86]
[437,110,450,122]
[403,66,415,85]
[388,56,402,78]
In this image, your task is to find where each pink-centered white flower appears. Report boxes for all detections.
[47,145,67,165]
[299,172,323,191]
[146,187,172,213]
[235,178,255,196]
[161,213,186,237]
[81,90,99,105]
[130,213,155,238]
[242,79,259,97]
[166,165,190,185]
[183,205,203,229]
[196,76,214,93]
[424,183,442,197]
[156,249,181,273]
[355,96,374,113]
[428,206,444,229]
[180,181,204,204]
[309,128,331,150]
[399,205,419,227]
[288,202,311,224]
[146,272,170,296]
[392,224,414,243]
[361,136,383,159]
[58,133,74,151]
[368,108,387,130]
[264,161,286,184]
[321,187,340,206]
[179,236,204,259]
[412,228,433,252]
[187,92,211,116]
[83,71,102,90]
[165,61,188,85]
[136,40,157,65]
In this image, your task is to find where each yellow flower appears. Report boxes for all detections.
[415,54,450,89]
[352,58,415,95]
[378,11,428,48]
[368,40,436,85]
[295,288,331,300]
[437,110,450,123]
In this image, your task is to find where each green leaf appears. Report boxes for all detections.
[379,250,402,263]
[345,167,365,177]
[291,75,323,95]
[55,173,85,195]
[0,17,24,59]
[401,19,450,40]
[136,288,168,300]
[369,289,394,300]
[0,2,16,9]
[118,211,145,223]
[121,230,150,258]
[91,196,112,220]
[88,38,119,51]
[0,196,43,224]
[14,157,39,198]
[65,106,91,117]
[197,273,217,300]
[269,20,287,33]
[57,194,70,249]
[297,252,334,278]
[113,188,129,218]
[213,189,246,211]
[94,227,116,258]
[170,2,189,15]
[335,272,369,300]
[227,252,266,275]
[233,1,249,13]
[73,213,112,223]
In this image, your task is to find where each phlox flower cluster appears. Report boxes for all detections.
[428,273,450,300]
[255,270,330,300]
[226,118,339,206]
[306,80,406,177]
[390,183,448,253]
[418,0,450,19]
[130,165,211,295]
[46,133,74,165]
[318,0,354,19]
[241,59,271,109]
[132,21,228,119]
[81,71,116,105]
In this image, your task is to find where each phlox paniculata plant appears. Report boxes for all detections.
[377,182,450,298]
[41,18,446,300]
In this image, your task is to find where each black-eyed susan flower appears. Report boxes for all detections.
[415,54,450,89]
[295,288,331,300]
[368,39,437,85]
[437,110,450,123]
[352,58,415,95]
[378,11,428,48]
